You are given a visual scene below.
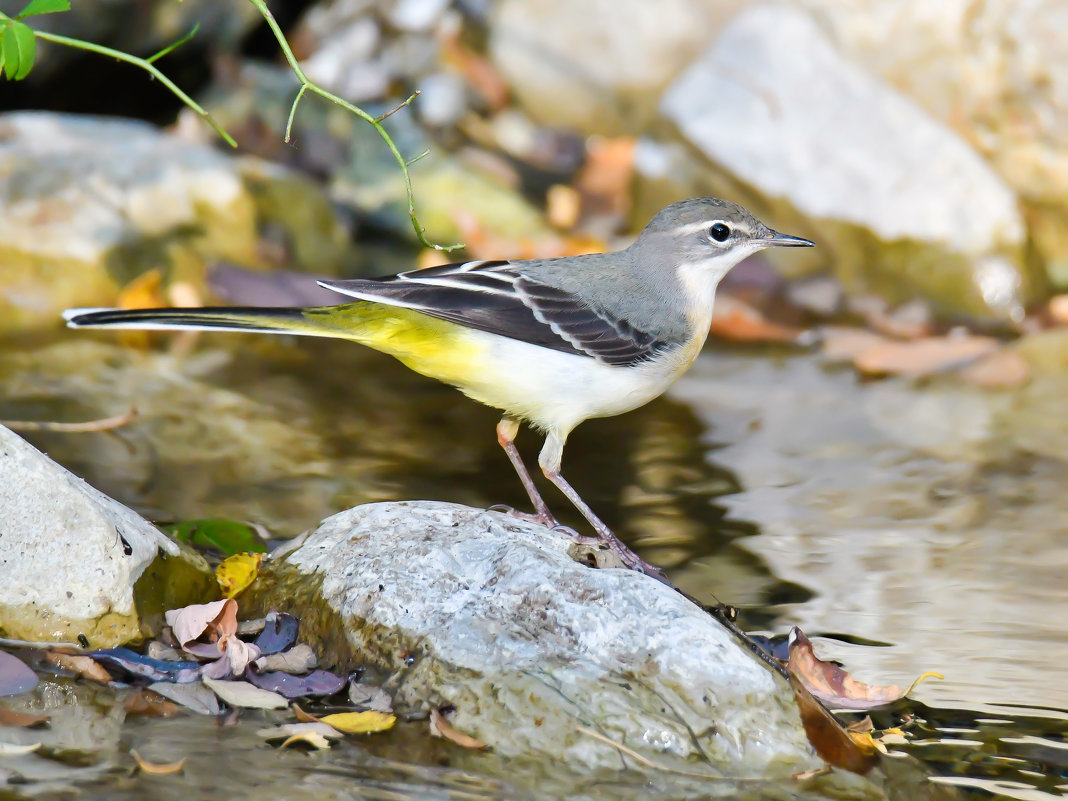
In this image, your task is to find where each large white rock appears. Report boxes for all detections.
[275,501,820,775]
[489,0,747,134]
[658,3,1028,317]
[0,425,183,645]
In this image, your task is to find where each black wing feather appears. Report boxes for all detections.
[320,260,668,366]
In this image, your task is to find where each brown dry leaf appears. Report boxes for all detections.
[429,708,487,750]
[165,599,239,653]
[123,689,182,718]
[291,704,320,723]
[789,673,877,775]
[710,295,805,344]
[0,707,48,728]
[957,349,1030,388]
[46,652,112,684]
[131,749,186,775]
[115,268,167,349]
[851,334,998,378]
[439,33,509,110]
[820,326,891,362]
[574,136,635,223]
[788,628,942,710]
[1048,294,1068,326]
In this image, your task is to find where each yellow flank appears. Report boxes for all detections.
[301,302,488,389]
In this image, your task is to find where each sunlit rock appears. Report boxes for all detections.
[258,500,820,775]
[489,0,747,135]
[656,3,1031,319]
[0,424,210,646]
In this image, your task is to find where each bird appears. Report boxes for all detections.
[64,197,813,581]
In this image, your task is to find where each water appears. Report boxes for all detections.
[0,332,1064,799]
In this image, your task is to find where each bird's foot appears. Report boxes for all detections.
[489,504,563,530]
[595,531,669,585]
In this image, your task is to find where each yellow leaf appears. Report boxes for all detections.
[846,730,886,755]
[215,553,264,599]
[280,731,332,749]
[131,749,186,774]
[320,710,396,734]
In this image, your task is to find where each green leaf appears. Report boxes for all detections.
[16,0,70,19]
[1,24,19,80]
[11,20,33,79]
[164,519,269,557]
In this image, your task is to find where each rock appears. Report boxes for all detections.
[0,424,211,647]
[489,0,747,135]
[258,501,820,775]
[657,3,1031,319]
[795,0,1068,291]
[0,112,354,331]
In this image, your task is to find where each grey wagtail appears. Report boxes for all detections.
[64,197,813,580]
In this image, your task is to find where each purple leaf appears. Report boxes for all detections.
[0,651,37,697]
[246,669,345,699]
[253,612,299,655]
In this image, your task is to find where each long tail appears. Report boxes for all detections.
[63,305,355,340]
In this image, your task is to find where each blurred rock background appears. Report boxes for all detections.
[2,0,1068,332]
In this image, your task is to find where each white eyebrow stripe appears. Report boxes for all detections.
[674,220,728,236]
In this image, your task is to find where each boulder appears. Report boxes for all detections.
[259,500,821,775]
[0,112,352,332]
[0,424,212,646]
[656,3,1031,319]
[488,0,747,134]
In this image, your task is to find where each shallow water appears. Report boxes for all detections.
[0,332,1064,799]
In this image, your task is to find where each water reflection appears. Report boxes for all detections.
[1,333,1065,799]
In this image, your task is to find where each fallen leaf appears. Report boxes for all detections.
[115,268,165,349]
[202,677,287,710]
[320,710,396,734]
[245,669,345,699]
[789,673,877,775]
[165,599,238,653]
[957,349,1030,388]
[440,32,509,109]
[348,682,393,714]
[257,721,341,743]
[252,613,300,656]
[216,552,264,599]
[850,334,998,378]
[847,295,932,340]
[123,689,182,718]
[253,644,316,674]
[0,652,37,697]
[574,136,635,223]
[164,519,268,557]
[281,730,332,750]
[88,648,200,682]
[0,707,48,728]
[220,639,261,677]
[429,708,487,750]
[788,628,942,710]
[131,749,186,775]
[46,653,112,684]
[291,704,320,723]
[1048,294,1068,326]
[147,682,220,716]
[710,295,805,344]
[0,741,41,755]
[820,326,890,362]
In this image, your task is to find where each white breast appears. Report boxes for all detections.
[454,330,704,435]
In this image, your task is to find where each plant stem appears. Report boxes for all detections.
[247,0,461,252]
[32,29,237,147]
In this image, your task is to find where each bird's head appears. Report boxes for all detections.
[630,197,813,301]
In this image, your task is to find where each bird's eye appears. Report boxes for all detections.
[709,223,730,242]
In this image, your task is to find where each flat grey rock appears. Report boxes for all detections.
[0,424,185,645]
[277,501,819,774]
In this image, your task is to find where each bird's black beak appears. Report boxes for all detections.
[765,229,815,247]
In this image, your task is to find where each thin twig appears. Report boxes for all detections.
[374,90,420,123]
[146,23,200,64]
[284,84,306,144]
[31,30,236,147]
[246,0,461,252]
[2,408,138,433]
